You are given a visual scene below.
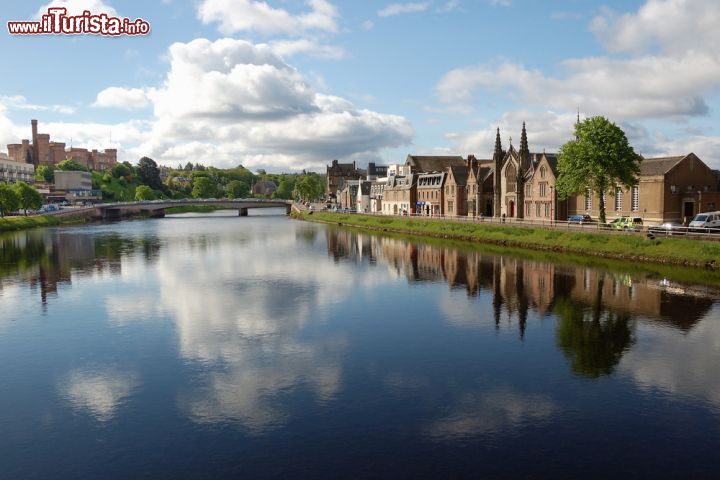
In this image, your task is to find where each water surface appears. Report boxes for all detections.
[1,210,719,479]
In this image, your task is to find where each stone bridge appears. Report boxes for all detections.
[93,198,292,220]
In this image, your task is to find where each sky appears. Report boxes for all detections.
[1,0,719,173]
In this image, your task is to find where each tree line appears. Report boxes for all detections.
[33,156,326,203]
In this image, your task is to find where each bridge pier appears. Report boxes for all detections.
[286,204,292,215]
[150,209,166,218]
[239,207,248,217]
[103,208,121,220]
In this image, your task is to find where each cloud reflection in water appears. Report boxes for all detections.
[59,367,139,422]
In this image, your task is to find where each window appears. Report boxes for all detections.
[445,186,449,195]
[631,186,639,211]
[615,187,623,211]
[536,202,541,217]
[540,166,546,179]
[506,164,517,193]
[585,189,592,210]
[540,183,547,197]
[526,184,532,197]
[526,202,531,216]
[448,200,454,213]
[544,202,550,217]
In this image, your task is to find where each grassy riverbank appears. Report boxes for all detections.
[0,215,61,232]
[297,211,720,268]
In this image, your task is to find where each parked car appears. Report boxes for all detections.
[648,222,686,235]
[689,212,720,233]
[607,216,644,231]
[567,214,594,224]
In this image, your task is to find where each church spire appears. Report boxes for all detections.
[519,122,529,158]
[575,107,581,141]
[494,127,503,159]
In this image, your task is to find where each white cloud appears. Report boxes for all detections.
[436,52,720,120]
[131,38,412,170]
[590,0,720,55]
[93,87,150,110]
[361,19,374,30]
[35,0,118,18]
[198,0,339,35]
[1,95,75,115]
[378,2,431,17]
[487,0,511,6]
[444,110,577,156]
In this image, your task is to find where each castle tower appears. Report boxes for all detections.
[493,127,503,217]
[31,119,38,167]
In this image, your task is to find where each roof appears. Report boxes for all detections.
[406,155,465,173]
[639,156,686,176]
[542,153,558,176]
[448,165,469,186]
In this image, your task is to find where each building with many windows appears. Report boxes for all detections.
[567,153,720,224]
[0,154,35,183]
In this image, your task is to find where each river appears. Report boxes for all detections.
[1,210,720,479]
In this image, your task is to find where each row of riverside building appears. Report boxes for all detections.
[326,123,720,225]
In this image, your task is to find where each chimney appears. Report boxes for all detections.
[31,119,39,167]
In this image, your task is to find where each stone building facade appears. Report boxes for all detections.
[0,154,35,183]
[416,172,445,216]
[566,153,720,224]
[326,160,363,197]
[466,158,494,217]
[444,165,469,217]
[382,174,416,215]
[522,153,568,221]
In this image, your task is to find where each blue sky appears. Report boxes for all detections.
[1,0,718,172]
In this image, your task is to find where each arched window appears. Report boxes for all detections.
[506,164,517,193]
[540,166,546,179]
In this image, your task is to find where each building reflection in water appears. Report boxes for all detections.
[0,230,161,309]
[325,227,716,377]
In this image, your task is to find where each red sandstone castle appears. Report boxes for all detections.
[6,119,117,171]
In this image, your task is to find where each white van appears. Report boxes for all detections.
[689,211,720,232]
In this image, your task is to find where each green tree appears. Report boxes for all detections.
[294,175,322,201]
[112,163,132,178]
[12,182,44,215]
[35,165,55,183]
[0,184,20,217]
[184,162,193,171]
[226,180,250,198]
[137,157,163,191]
[273,177,295,199]
[135,185,157,201]
[192,176,217,198]
[556,116,642,224]
[57,159,88,172]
